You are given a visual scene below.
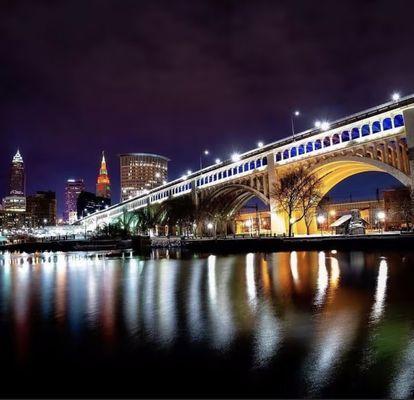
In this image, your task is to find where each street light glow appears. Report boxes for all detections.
[317,215,326,224]
[231,153,241,162]
[187,169,192,175]
[377,211,386,220]
[215,158,221,164]
[207,222,213,230]
[314,120,321,128]
[257,141,264,148]
[320,121,330,131]
[392,92,400,101]
[204,149,209,155]
[294,110,300,116]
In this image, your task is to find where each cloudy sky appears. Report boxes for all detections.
[1,0,412,214]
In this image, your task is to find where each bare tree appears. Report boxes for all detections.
[272,167,324,237]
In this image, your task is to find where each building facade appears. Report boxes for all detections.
[9,149,25,196]
[26,191,57,227]
[77,191,110,219]
[96,152,111,200]
[64,179,85,223]
[119,153,169,202]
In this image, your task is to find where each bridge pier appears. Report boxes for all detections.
[402,107,414,190]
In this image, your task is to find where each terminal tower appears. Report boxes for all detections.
[96,151,111,201]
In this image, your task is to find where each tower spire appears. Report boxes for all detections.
[96,151,111,200]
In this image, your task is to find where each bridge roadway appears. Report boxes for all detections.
[80,95,414,235]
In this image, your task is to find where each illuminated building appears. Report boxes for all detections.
[26,191,57,226]
[96,151,111,200]
[77,191,110,219]
[119,153,169,202]
[64,179,85,223]
[2,149,26,214]
[9,149,25,196]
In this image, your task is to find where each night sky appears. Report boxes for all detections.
[1,0,412,216]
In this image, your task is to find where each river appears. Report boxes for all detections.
[0,249,413,398]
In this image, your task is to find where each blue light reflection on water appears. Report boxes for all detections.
[0,249,412,398]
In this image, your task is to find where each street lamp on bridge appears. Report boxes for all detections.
[199,149,209,169]
[291,110,300,140]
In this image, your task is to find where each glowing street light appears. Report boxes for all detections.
[320,121,330,131]
[377,211,386,220]
[392,92,400,102]
[181,174,187,180]
[187,169,192,175]
[215,158,221,164]
[257,141,264,148]
[314,120,321,128]
[231,153,241,162]
[200,149,210,169]
[207,222,213,230]
[291,110,300,140]
[317,214,326,236]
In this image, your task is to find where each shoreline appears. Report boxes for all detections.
[1,233,414,254]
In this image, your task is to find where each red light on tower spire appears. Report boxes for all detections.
[96,151,111,200]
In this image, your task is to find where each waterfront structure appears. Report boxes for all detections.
[26,191,57,226]
[64,179,85,223]
[119,153,169,201]
[81,95,414,235]
[77,191,110,219]
[383,187,412,230]
[96,152,111,200]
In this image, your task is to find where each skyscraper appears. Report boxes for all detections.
[26,191,57,226]
[119,153,169,202]
[2,149,26,213]
[96,151,111,201]
[64,179,85,223]
[9,149,25,196]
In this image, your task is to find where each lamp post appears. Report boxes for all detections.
[200,149,209,170]
[377,211,386,233]
[291,110,300,140]
[317,214,326,236]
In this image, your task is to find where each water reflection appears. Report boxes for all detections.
[0,249,412,397]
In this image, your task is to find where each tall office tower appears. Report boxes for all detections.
[119,153,169,202]
[26,191,57,226]
[9,149,25,196]
[96,151,111,201]
[3,149,26,213]
[64,178,85,223]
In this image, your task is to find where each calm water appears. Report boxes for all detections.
[0,249,413,398]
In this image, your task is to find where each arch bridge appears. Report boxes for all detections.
[81,95,414,235]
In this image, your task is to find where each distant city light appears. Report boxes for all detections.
[207,222,213,230]
[231,153,241,162]
[187,170,192,175]
[289,217,296,224]
[392,92,400,101]
[204,149,209,155]
[257,141,264,148]
[314,120,321,128]
[294,110,300,116]
[162,180,167,185]
[181,175,187,180]
[245,219,252,227]
[329,209,336,216]
[155,172,161,178]
[215,158,221,164]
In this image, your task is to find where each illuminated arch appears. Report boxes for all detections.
[309,155,410,198]
[203,183,269,216]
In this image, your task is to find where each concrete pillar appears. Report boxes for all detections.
[267,151,286,234]
[395,138,403,171]
[402,107,414,187]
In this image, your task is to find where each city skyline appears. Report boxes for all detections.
[1,1,413,215]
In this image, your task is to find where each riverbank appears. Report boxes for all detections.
[182,233,414,253]
[1,233,413,254]
[0,237,150,253]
